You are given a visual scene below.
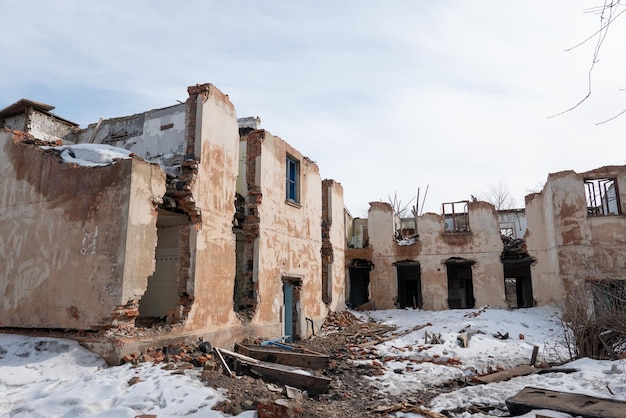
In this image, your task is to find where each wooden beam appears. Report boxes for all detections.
[506,387,626,418]
[249,362,331,395]
[213,348,234,377]
[473,364,537,384]
[235,343,329,369]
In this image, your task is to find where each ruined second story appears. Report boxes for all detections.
[345,200,521,311]
[526,166,626,299]
[234,124,346,338]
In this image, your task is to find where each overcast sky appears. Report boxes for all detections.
[3,1,626,215]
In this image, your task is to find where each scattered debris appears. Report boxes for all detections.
[372,402,446,417]
[358,323,429,348]
[473,364,537,384]
[425,331,443,344]
[457,331,470,348]
[493,331,509,340]
[235,343,330,369]
[463,306,489,318]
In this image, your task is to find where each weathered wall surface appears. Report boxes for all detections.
[0,130,164,329]
[244,130,324,337]
[323,179,347,312]
[349,201,507,311]
[525,180,564,305]
[526,166,626,303]
[182,84,241,332]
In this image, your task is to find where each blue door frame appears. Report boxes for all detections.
[283,281,293,342]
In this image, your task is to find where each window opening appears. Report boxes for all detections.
[500,227,514,238]
[286,155,300,203]
[585,178,620,216]
[442,201,470,232]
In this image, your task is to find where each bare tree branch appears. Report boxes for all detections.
[549,1,626,120]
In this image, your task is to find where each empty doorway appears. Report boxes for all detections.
[283,278,301,342]
[503,259,534,308]
[348,260,372,309]
[395,262,422,309]
[446,259,475,309]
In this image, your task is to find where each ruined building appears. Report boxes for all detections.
[0,84,345,363]
[345,166,626,314]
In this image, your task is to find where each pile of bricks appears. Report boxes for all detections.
[320,310,362,330]
[121,340,214,368]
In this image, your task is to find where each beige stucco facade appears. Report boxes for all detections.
[347,201,508,311]
[346,165,626,314]
[236,130,345,340]
[526,166,626,304]
[0,130,165,329]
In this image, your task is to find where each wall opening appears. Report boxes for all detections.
[232,193,259,321]
[395,262,422,309]
[137,210,188,326]
[446,258,475,309]
[585,178,621,216]
[282,277,302,342]
[443,201,470,233]
[348,259,373,309]
[503,259,534,308]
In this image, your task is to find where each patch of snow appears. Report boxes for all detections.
[0,334,248,417]
[42,143,133,167]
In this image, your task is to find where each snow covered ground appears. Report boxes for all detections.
[362,305,626,416]
[0,335,252,418]
[1,305,625,417]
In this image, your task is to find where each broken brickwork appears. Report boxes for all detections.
[321,179,334,305]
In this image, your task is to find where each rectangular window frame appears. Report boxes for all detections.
[584,178,621,216]
[286,155,300,205]
[442,201,470,233]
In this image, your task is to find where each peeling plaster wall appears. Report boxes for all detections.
[0,130,164,329]
[180,85,241,332]
[122,164,166,302]
[248,131,325,338]
[525,181,563,305]
[526,166,626,303]
[352,201,507,311]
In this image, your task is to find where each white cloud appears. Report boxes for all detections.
[2,1,626,213]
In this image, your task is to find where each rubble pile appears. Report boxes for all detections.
[500,235,530,260]
[319,310,363,331]
[121,339,215,370]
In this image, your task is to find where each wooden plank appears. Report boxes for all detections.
[235,343,329,369]
[357,324,428,348]
[213,348,234,377]
[530,346,539,366]
[506,387,626,418]
[218,347,260,364]
[473,364,537,384]
[249,362,332,395]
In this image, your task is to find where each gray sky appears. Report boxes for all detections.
[3,1,626,215]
